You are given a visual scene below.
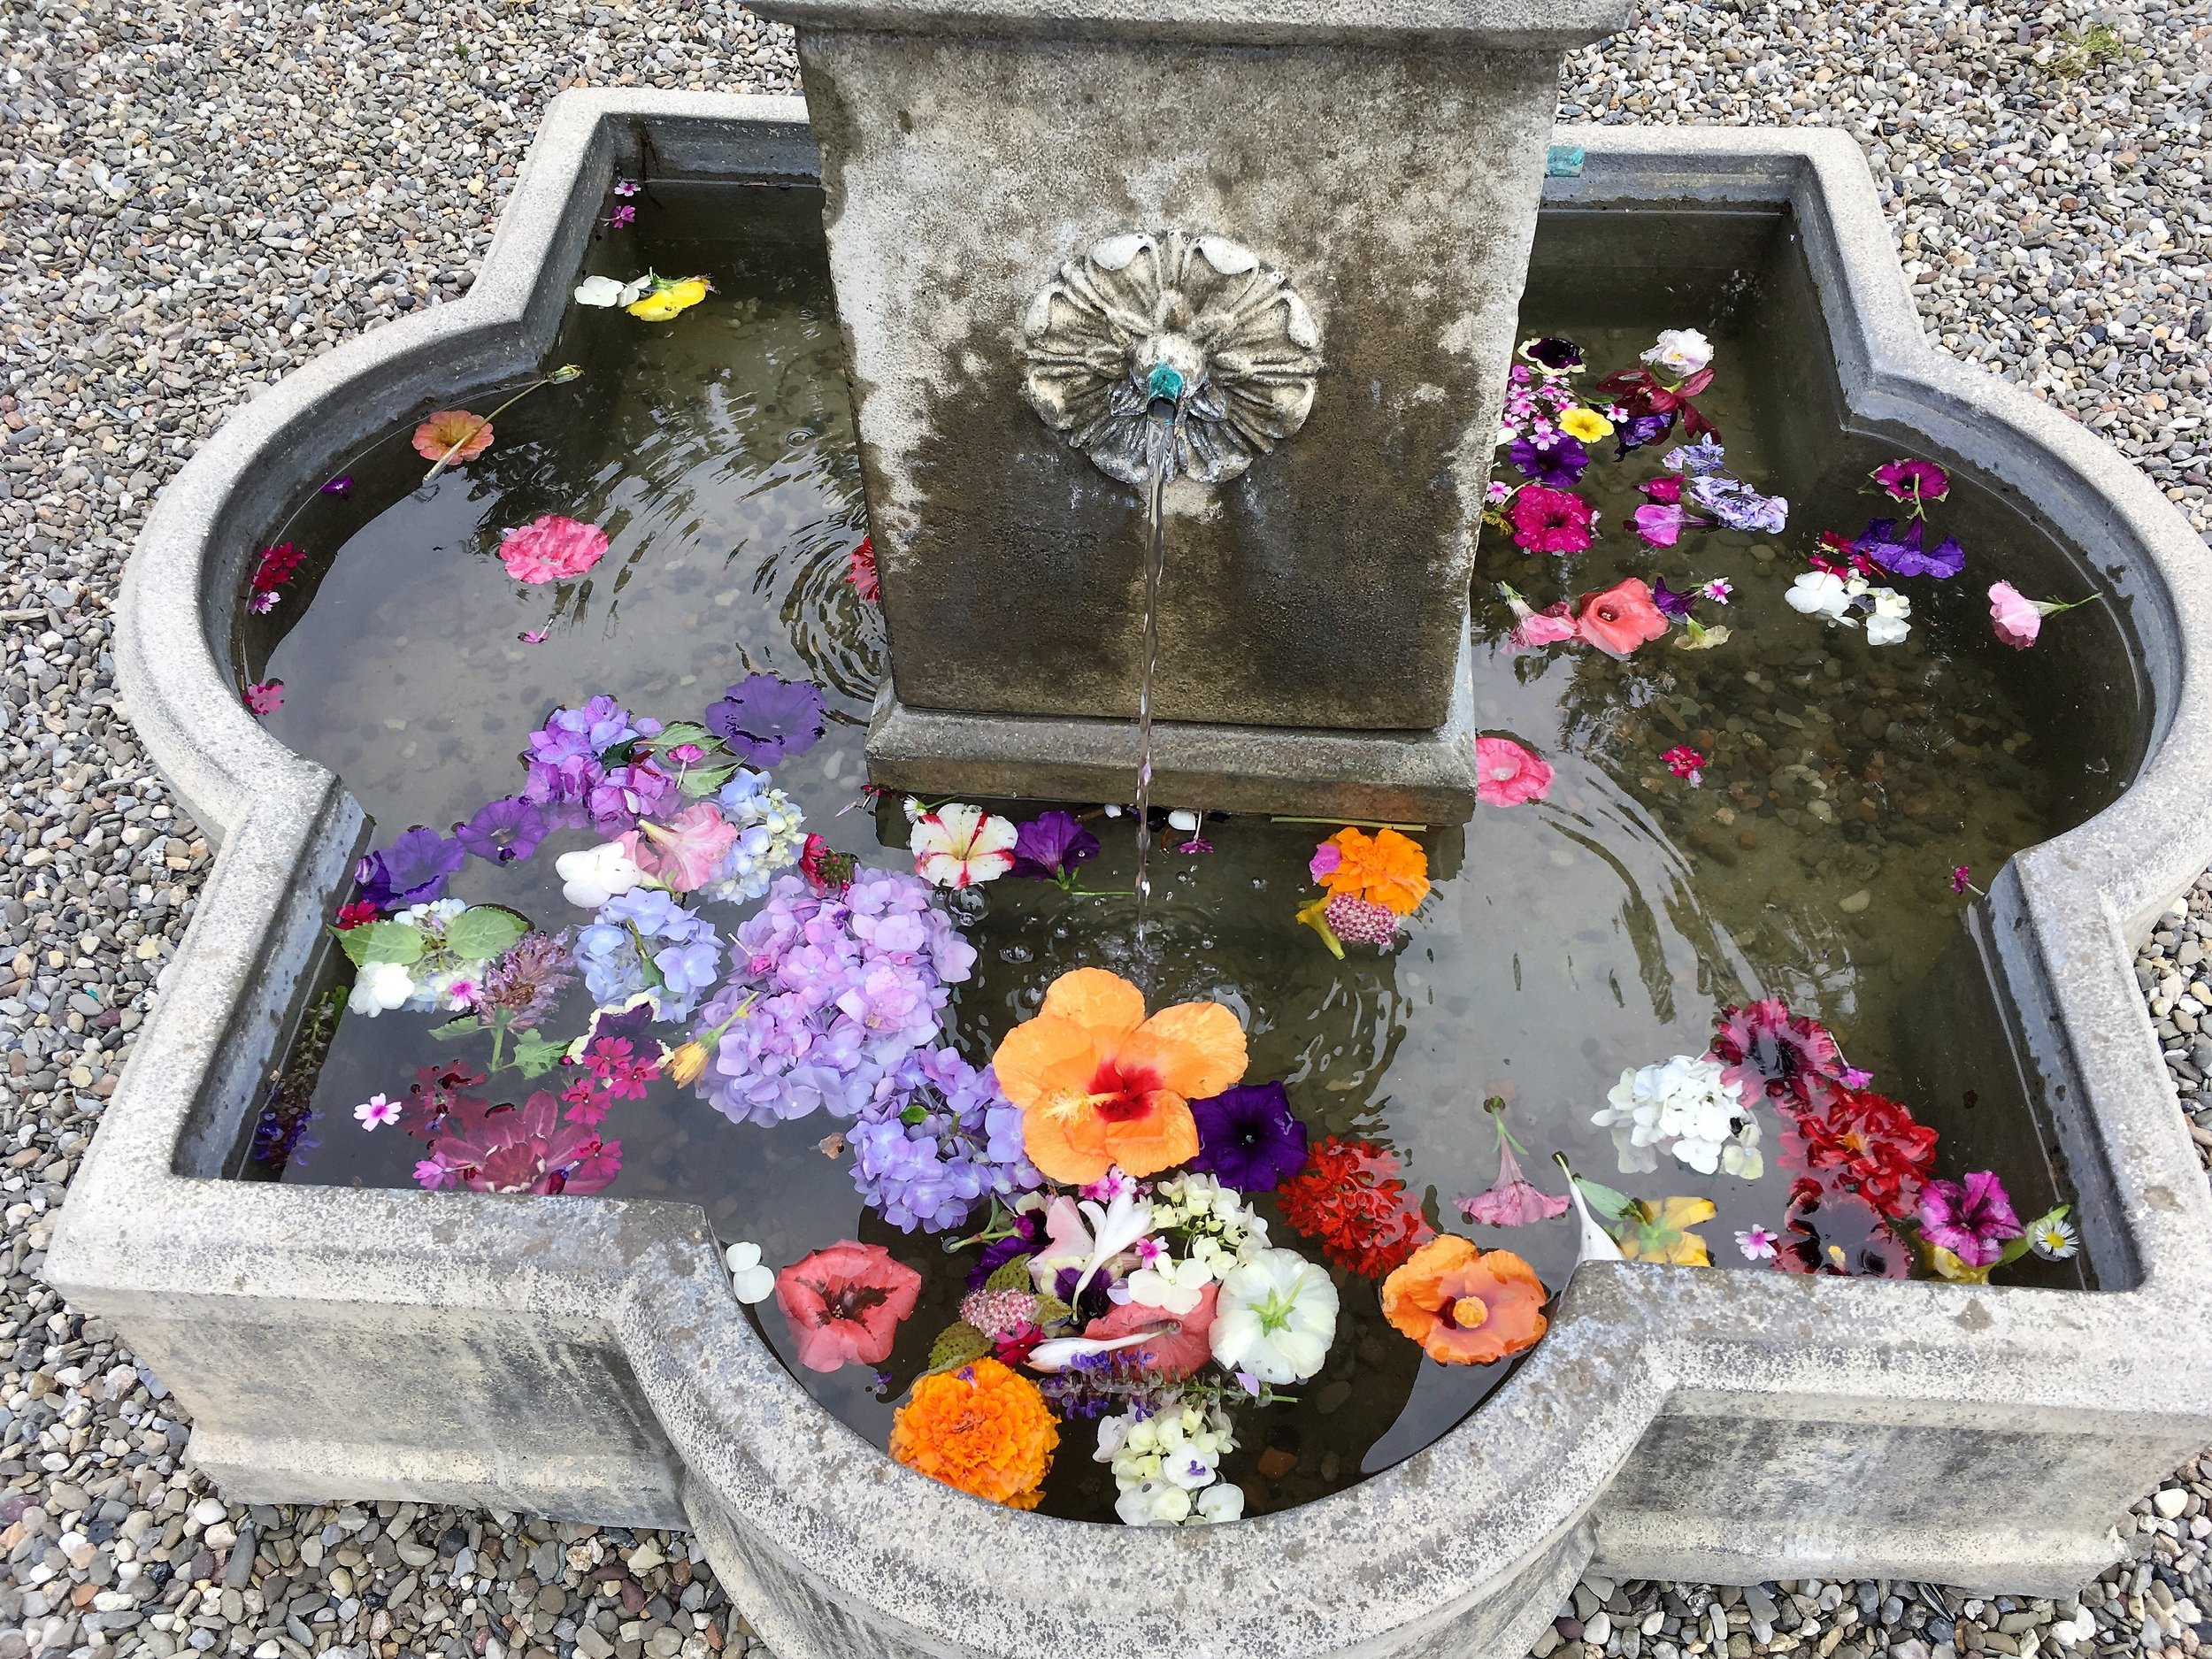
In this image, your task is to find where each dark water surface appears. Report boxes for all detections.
[233,186,2131,1523]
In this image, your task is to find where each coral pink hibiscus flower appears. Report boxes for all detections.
[1575,578,1671,657]
[498,515,611,584]
[1473,736,1554,808]
[773,1240,923,1372]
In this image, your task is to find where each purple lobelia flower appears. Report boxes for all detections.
[1867,518,1964,580]
[705,673,827,768]
[356,826,465,911]
[1507,430,1591,488]
[455,795,549,865]
[1188,1081,1310,1192]
[1009,810,1101,882]
[1916,1170,2023,1268]
[1650,576,1697,620]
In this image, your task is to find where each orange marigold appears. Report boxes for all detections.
[888,1357,1059,1510]
[1316,827,1430,916]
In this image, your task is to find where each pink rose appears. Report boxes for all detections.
[1474,735,1555,809]
[499,514,611,584]
[1987,580,2041,649]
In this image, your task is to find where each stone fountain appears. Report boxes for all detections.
[38,0,2212,1655]
[785,0,1632,821]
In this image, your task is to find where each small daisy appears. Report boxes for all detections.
[354,1093,401,1131]
[1735,1225,1779,1262]
[725,1241,776,1304]
[2030,1216,2079,1261]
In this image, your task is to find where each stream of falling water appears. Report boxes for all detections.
[1130,409,1173,948]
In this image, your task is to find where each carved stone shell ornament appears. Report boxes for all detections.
[1020,231,1322,488]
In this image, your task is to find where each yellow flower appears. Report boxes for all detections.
[666,1041,709,1087]
[1559,406,1614,442]
[1617,1196,1717,1265]
[627,275,710,320]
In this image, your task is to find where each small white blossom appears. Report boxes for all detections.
[725,1242,776,1304]
[1593,1054,1763,1179]
[1864,586,1913,647]
[557,841,645,910]
[346,959,416,1017]
[1786,570,1855,623]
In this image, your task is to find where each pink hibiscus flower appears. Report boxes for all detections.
[498,515,610,584]
[1474,735,1554,808]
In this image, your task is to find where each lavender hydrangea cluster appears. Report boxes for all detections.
[520,695,676,833]
[574,887,723,1022]
[847,1048,1041,1232]
[697,769,807,905]
[690,870,977,1126]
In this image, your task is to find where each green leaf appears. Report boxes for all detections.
[338,919,426,968]
[429,1017,486,1043]
[512,1028,566,1079]
[678,764,739,799]
[1030,1294,1072,1328]
[899,1102,930,1126]
[444,905,530,963]
[644,721,711,752]
[925,1322,993,1374]
[1573,1177,1635,1222]
[983,1254,1034,1294]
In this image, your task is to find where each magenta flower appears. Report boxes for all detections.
[415,1156,457,1190]
[1640,472,1683,505]
[1502,590,1578,652]
[499,514,610,585]
[1710,998,1847,1106]
[1663,745,1706,785]
[1871,457,1950,513]
[243,679,284,715]
[1632,503,1685,548]
[1455,1139,1568,1227]
[1474,735,1554,808]
[1309,841,1343,883]
[1951,864,1972,895]
[354,1094,401,1131]
[612,177,641,196]
[1508,486,1594,555]
[1917,1171,2023,1268]
[608,204,637,228]
[321,474,353,497]
[1736,1225,1779,1261]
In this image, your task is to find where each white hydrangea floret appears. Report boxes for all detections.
[346,959,416,1017]
[1786,570,1855,624]
[1593,1054,1763,1179]
[1864,586,1913,647]
[557,841,644,910]
[1210,1247,1338,1385]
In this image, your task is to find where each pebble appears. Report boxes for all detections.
[1,4,2207,1659]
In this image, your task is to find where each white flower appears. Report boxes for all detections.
[1124,1255,1215,1317]
[1785,570,1854,623]
[346,960,415,1017]
[1864,586,1913,647]
[725,1242,775,1304]
[574,273,652,308]
[1640,327,1714,378]
[1115,1478,1194,1526]
[1166,809,1201,833]
[557,841,644,909]
[1593,1055,1761,1179]
[2031,1216,2079,1260]
[1193,1482,1245,1524]
[910,803,1018,889]
[1210,1247,1338,1385]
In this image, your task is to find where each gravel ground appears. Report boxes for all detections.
[0,1,2208,1656]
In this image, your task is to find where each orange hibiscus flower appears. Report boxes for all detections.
[1314,826,1430,916]
[411,410,494,465]
[990,968,1246,1186]
[889,1358,1059,1509]
[1379,1234,1548,1365]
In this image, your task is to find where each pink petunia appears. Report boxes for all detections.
[243,679,284,716]
[1632,503,1685,547]
[1987,580,2042,649]
[1507,486,1595,555]
[498,514,611,585]
[1474,735,1554,809]
[1455,1141,1570,1227]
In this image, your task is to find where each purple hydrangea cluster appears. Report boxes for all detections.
[573,888,723,1022]
[520,695,676,833]
[847,1048,1041,1232]
[691,869,977,1126]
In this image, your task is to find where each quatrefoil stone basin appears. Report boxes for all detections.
[1020,229,1322,487]
[41,89,2212,1659]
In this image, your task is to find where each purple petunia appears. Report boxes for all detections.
[455,795,549,865]
[1858,517,1964,580]
[356,826,466,911]
[1188,1081,1310,1193]
[1614,411,1674,456]
[1688,472,1788,534]
[1009,810,1101,881]
[1650,577,1697,621]
[1507,430,1591,489]
[704,673,826,768]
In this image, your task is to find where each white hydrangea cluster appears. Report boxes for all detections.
[699,769,806,905]
[1785,570,1912,646]
[1593,1054,1763,1179]
[1147,1171,1271,1278]
[1097,1404,1244,1526]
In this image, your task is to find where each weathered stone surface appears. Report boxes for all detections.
[791,24,1588,741]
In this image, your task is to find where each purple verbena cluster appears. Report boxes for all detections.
[847,1047,1041,1232]
[690,869,977,1126]
[520,695,676,833]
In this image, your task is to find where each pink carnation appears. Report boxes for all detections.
[1474,735,1554,808]
[499,514,611,584]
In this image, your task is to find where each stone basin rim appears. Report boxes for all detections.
[47,90,2212,1659]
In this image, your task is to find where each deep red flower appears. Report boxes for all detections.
[1778,1087,1939,1219]
[1771,1187,1911,1278]
[250,541,304,594]
[333,900,380,931]
[1277,1134,1435,1278]
[849,534,879,603]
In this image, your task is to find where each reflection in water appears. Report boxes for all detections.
[242,191,2116,1522]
